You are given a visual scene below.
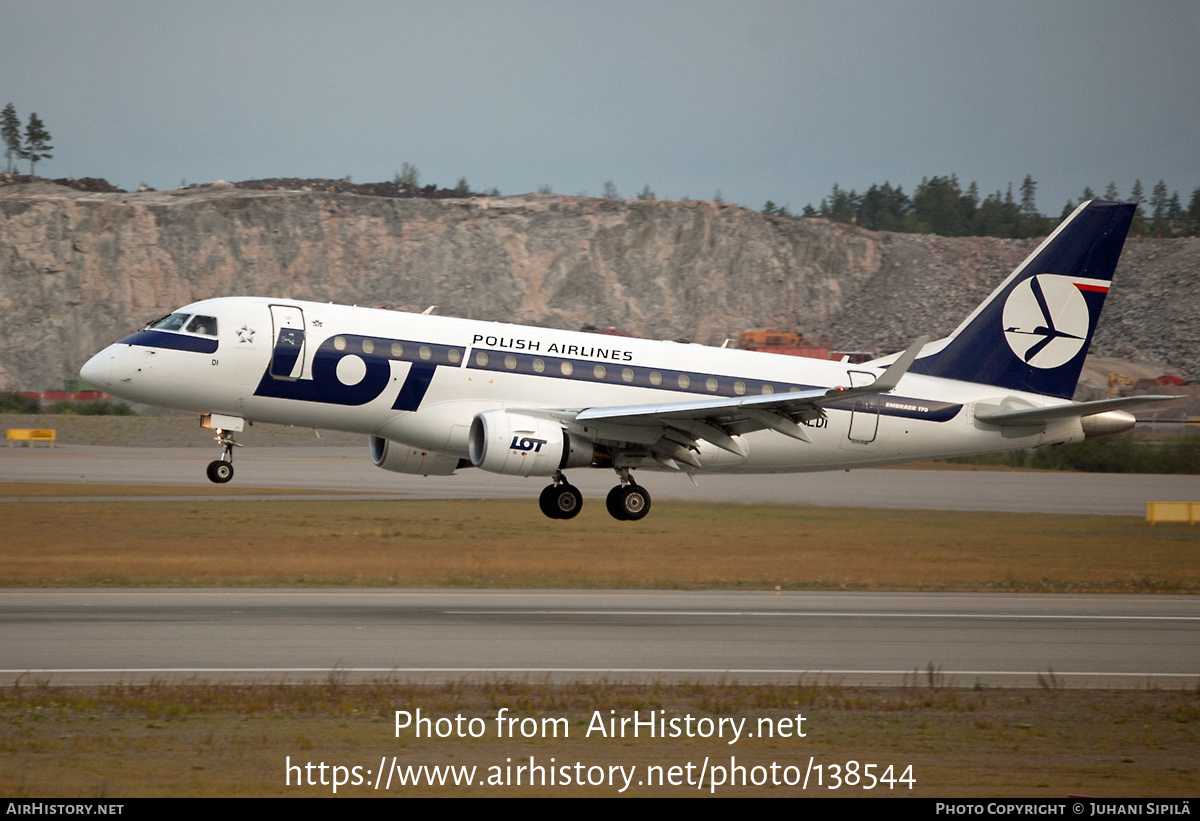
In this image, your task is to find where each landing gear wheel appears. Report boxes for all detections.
[606,485,629,520]
[539,483,582,519]
[206,460,234,484]
[607,483,650,521]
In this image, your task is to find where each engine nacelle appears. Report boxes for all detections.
[369,436,462,476]
[468,410,594,476]
[1081,410,1137,439]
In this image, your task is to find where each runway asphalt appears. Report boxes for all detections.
[4,446,1197,688]
[4,444,1200,514]
[2,589,1196,688]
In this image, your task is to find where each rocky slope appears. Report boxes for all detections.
[0,180,1196,392]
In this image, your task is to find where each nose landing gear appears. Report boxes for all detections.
[205,429,241,484]
[538,471,583,519]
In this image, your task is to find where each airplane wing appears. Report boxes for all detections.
[535,336,931,468]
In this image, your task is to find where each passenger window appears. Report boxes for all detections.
[593,365,606,379]
[621,368,634,383]
[677,374,691,389]
[185,315,218,336]
[706,377,719,392]
[150,313,190,331]
[649,371,662,386]
[448,349,462,364]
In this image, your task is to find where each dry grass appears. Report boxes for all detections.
[2,494,1197,591]
[2,681,1195,797]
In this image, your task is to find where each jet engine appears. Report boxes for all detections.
[1080,410,1137,439]
[468,410,595,476]
[369,436,463,476]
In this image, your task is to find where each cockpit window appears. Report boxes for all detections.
[149,313,191,331]
[186,315,218,336]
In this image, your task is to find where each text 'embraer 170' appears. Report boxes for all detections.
[81,201,1175,521]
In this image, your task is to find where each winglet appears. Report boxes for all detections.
[871,334,931,392]
[824,335,930,399]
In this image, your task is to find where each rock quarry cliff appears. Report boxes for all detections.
[0,181,1196,393]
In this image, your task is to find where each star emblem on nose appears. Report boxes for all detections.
[237,325,256,343]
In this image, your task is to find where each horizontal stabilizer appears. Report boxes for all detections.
[975,395,1181,426]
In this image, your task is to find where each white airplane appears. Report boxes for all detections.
[81,200,1174,521]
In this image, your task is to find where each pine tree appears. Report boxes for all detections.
[1019,174,1039,219]
[819,183,858,224]
[1,104,21,173]
[394,162,419,188]
[23,113,52,175]
[602,180,618,200]
[1187,185,1200,237]
[1167,191,1182,220]
[913,175,966,235]
[1150,180,1168,219]
[1104,181,1119,201]
[974,191,1007,237]
[1002,184,1022,238]
[1128,179,1146,234]
[1144,179,1171,236]
[963,180,980,214]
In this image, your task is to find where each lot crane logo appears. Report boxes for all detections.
[1001,274,1091,369]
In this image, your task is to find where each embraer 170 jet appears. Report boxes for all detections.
[81,200,1173,521]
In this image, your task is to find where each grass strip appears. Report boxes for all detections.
[2,498,1197,592]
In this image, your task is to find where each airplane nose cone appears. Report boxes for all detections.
[80,349,112,388]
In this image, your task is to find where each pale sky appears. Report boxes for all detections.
[3,0,1197,213]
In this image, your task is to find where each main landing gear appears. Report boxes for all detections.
[536,469,652,521]
[205,428,241,484]
[539,472,583,519]
[606,468,651,522]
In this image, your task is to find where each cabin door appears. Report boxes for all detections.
[268,304,306,381]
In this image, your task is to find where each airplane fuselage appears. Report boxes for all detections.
[79,201,1161,520]
[83,296,1083,476]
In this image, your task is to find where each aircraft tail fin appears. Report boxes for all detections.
[908,200,1136,399]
